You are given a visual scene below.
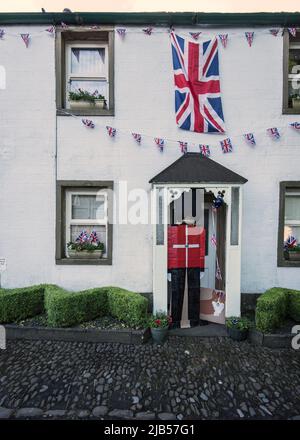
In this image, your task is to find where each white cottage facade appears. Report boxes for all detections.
[1,12,300,319]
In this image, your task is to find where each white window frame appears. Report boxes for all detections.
[65,41,109,109]
[65,189,108,257]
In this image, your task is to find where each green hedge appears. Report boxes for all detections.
[255,287,300,332]
[44,285,108,327]
[105,286,148,327]
[0,285,46,324]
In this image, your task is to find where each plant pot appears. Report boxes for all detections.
[150,327,168,344]
[67,249,103,259]
[69,100,106,110]
[292,98,300,110]
[227,327,248,341]
[287,251,300,261]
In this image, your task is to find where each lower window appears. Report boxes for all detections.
[56,181,113,265]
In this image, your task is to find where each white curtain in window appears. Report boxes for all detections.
[285,195,300,221]
[71,48,105,75]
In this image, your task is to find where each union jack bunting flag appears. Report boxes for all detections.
[106,126,116,137]
[132,132,142,144]
[46,26,55,34]
[269,29,280,37]
[20,33,30,48]
[216,258,222,281]
[285,235,297,248]
[189,32,201,40]
[76,230,89,243]
[219,34,228,48]
[116,28,126,38]
[143,27,153,35]
[290,122,300,131]
[245,32,254,47]
[267,127,280,140]
[154,138,165,152]
[0,29,5,39]
[199,144,211,157]
[178,141,188,154]
[82,119,95,129]
[89,230,99,244]
[220,138,233,153]
[171,32,225,133]
[211,234,217,247]
[288,28,297,37]
[243,133,256,145]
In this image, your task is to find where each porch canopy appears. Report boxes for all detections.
[149,153,247,185]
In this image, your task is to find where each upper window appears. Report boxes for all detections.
[283,30,300,113]
[56,28,114,116]
[278,182,300,266]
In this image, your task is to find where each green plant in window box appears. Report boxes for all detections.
[285,244,300,261]
[69,89,106,110]
[67,230,105,259]
[291,93,300,110]
[225,316,251,341]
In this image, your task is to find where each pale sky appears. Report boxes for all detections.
[0,0,299,13]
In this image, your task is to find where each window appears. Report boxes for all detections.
[56,181,113,265]
[283,29,300,113]
[56,27,114,116]
[278,182,300,266]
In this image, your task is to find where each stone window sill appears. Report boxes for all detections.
[56,258,112,266]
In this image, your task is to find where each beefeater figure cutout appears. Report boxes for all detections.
[168,217,206,328]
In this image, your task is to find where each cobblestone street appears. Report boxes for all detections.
[0,337,299,420]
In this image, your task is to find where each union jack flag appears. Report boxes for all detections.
[285,235,297,249]
[199,144,211,157]
[219,34,228,48]
[220,138,233,153]
[106,126,116,137]
[132,132,142,144]
[155,138,165,152]
[116,28,126,38]
[76,230,89,243]
[288,28,297,37]
[46,26,55,34]
[171,32,225,133]
[20,33,30,48]
[267,127,280,140]
[243,133,256,146]
[290,122,300,131]
[143,27,153,35]
[269,29,280,37]
[178,141,188,154]
[89,230,99,244]
[0,29,4,39]
[190,32,201,40]
[245,32,254,47]
[82,119,95,129]
[211,234,217,247]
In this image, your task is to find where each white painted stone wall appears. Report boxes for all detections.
[1,25,300,294]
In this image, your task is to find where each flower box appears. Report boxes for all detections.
[67,249,103,259]
[69,99,106,110]
[287,251,300,261]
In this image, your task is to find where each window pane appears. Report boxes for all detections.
[288,79,300,109]
[156,189,165,245]
[231,187,239,246]
[285,194,300,221]
[71,48,106,75]
[72,195,105,220]
[70,225,107,254]
[289,47,300,74]
[69,80,108,99]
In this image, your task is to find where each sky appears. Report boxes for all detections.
[0,0,299,13]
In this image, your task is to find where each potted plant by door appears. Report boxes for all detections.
[149,312,172,344]
[226,317,251,341]
[69,89,106,110]
[67,230,104,259]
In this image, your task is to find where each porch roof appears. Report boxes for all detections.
[149,153,248,184]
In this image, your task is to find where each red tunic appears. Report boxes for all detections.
[168,225,206,269]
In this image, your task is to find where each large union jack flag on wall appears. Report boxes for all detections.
[171,32,225,133]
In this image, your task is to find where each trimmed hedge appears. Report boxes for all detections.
[44,285,108,327]
[255,287,300,332]
[0,285,46,324]
[104,286,148,327]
